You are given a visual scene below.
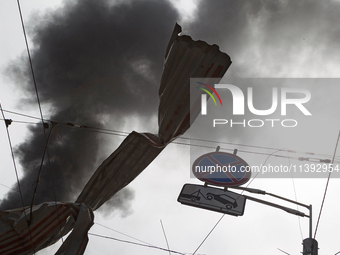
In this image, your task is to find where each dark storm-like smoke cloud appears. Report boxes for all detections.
[185,0,340,145]
[188,0,340,78]
[0,0,179,211]
[3,0,340,211]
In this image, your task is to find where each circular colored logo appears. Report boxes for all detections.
[192,152,251,187]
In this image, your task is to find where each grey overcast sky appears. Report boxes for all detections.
[1,0,340,254]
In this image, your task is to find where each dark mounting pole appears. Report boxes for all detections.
[302,204,318,255]
[302,238,318,255]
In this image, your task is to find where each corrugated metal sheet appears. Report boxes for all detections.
[0,202,93,255]
[0,23,232,255]
[158,23,232,143]
[76,23,232,210]
[55,204,94,255]
[75,132,165,210]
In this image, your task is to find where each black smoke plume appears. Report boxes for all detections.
[188,0,340,78]
[1,0,179,212]
[3,0,340,212]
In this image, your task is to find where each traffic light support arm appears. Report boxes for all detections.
[242,194,308,218]
[230,186,312,238]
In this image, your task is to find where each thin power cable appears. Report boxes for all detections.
[65,113,340,165]
[0,102,35,252]
[160,220,172,255]
[2,109,42,120]
[287,150,304,241]
[0,179,49,193]
[29,124,56,215]
[7,116,338,163]
[174,141,340,164]
[3,110,338,165]
[89,233,186,255]
[16,0,50,188]
[16,0,44,126]
[192,215,225,255]
[3,109,340,161]
[16,0,64,243]
[314,129,340,239]
[0,118,41,125]
[2,109,131,137]
[0,115,289,156]
[94,222,154,246]
[178,135,340,160]
[191,148,284,255]
[277,248,291,254]
[0,182,18,191]
[242,148,285,188]
[47,125,67,243]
